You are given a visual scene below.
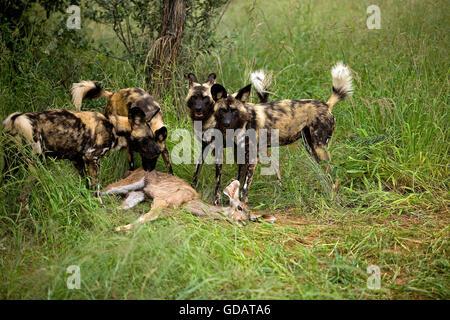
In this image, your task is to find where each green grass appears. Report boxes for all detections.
[0,0,448,299]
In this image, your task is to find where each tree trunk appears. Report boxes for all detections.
[147,0,186,97]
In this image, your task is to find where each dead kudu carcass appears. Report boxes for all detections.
[1,109,160,199]
[210,62,354,204]
[100,168,276,231]
[71,81,172,173]
[185,72,274,205]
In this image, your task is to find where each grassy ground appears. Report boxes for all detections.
[0,0,448,299]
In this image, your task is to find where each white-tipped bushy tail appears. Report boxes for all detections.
[71,80,112,110]
[2,112,21,132]
[327,62,353,112]
[250,70,272,103]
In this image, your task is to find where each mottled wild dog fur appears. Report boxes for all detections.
[100,168,258,231]
[185,73,223,198]
[211,62,354,203]
[1,109,145,187]
[71,81,172,173]
[185,73,217,125]
[186,72,273,205]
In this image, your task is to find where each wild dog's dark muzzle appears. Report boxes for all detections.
[194,104,203,112]
[222,113,233,128]
[131,137,161,158]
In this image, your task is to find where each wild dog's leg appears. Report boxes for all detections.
[313,145,338,191]
[161,147,173,175]
[235,141,247,186]
[304,127,338,193]
[127,147,135,171]
[73,158,89,188]
[268,148,282,186]
[191,141,210,187]
[240,134,259,204]
[73,159,86,177]
[214,163,223,205]
[313,146,331,168]
[120,191,145,209]
[126,135,135,172]
[241,141,259,204]
[237,164,247,185]
[115,198,168,231]
[241,162,257,205]
[86,160,99,190]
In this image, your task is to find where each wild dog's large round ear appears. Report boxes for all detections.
[235,84,252,102]
[154,126,168,142]
[211,84,227,101]
[187,73,198,88]
[205,73,216,86]
[128,107,146,128]
[130,101,160,122]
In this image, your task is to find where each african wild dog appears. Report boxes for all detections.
[2,109,159,188]
[71,81,172,173]
[185,73,218,190]
[210,62,353,204]
[186,72,273,205]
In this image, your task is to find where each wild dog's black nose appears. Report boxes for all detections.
[223,117,232,127]
[194,104,203,112]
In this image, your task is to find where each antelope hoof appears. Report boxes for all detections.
[261,214,276,224]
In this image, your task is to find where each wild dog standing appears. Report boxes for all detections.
[185,73,218,188]
[2,109,159,190]
[71,81,172,173]
[186,72,273,205]
[99,168,274,231]
[210,62,353,204]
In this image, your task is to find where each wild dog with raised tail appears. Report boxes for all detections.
[186,72,273,204]
[211,62,353,204]
[71,81,172,173]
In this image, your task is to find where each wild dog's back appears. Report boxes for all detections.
[243,63,352,146]
[104,87,160,118]
[3,109,118,160]
[248,99,333,146]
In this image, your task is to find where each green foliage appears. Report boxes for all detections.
[85,0,229,71]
